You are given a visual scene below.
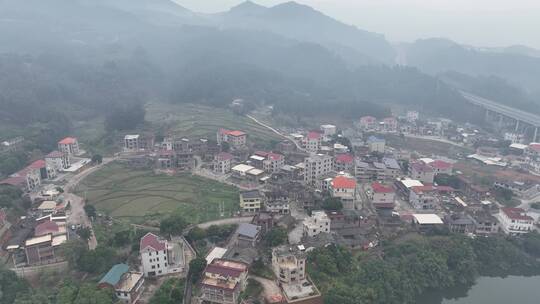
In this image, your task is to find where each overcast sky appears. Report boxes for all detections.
[175,0,540,49]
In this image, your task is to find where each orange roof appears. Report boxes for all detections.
[227,130,246,137]
[332,176,356,189]
[58,137,77,145]
[430,160,452,170]
[372,182,394,193]
[335,154,354,164]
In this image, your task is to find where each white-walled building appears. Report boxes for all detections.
[272,245,307,285]
[370,182,395,209]
[367,136,385,153]
[139,233,184,277]
[304,154,333,186]
[406,111,419,123]
[498,208,534,236]
[409,162,435,184]
[320,124,337,141]
[303,132,322,153]
[303,211,330,237]
[124,135,140,151]
[45,151,70,171]
[58,137,80,155]
[213,152,234,174]
[330,175,357,210]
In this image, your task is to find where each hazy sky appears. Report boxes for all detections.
[175,0,540,49]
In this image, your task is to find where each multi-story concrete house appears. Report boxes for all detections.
[57,137,80,155]
[409,186,439,210]
[382,117,398,132]
[200,259,248,304]
[304,154,333,186]
[428,160,453,175]
[330,175,357,210]
[99,264,145,304]
[239,190,262,214]
[359,116,377,131]
[334,154,354,173]
[262,152,285,173]
[272,245,307,285]
[155,150,176,169]
[303,131,322,153]
[124,135,140,151]
[409,162,435,184]
[213,152,234,174]
[303,211,330,237]
[45,151,70,171]
[320,124,337,141]
[367,136,385,153]
[370,182,395,209]
[498,207,533,236]
[217,129,247,149]
[139,233,185,277]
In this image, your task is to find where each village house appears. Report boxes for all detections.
[382,117,398,132]
[199,259,249,304]
[412,214,444,232]
[124,135,141,151]
[239,190,263,214]
[471,211,500,235]
[408,162,435,184]
[217,129,247,149]
[57,137,80,155]
[303,211,330,237]
[213,152,234,174]
[369,182,395,209]
[304,154,333,186]
[330,175,357,210]
[334,154,354,173]
[303,131,322,153]
[155,149,176,169]
[445,214,476,234]
[498,207,534,236]
[139,233,186,277]
[428,160,453,175]
[1,136,24,153]
[98,264,145,304]
[272,245,307,285]
[263,152,285,173]
[359,116,377,131]
[406,111,419,122]
[45,151,70,172]
[367,136,385,153]
[320,124,337,141]
[409,186,439,210]
[234,223,261,247]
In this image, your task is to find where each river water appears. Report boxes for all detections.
[419,275,540,304]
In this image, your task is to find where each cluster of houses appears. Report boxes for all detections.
[1,137,89,192]
[4,195,68,267]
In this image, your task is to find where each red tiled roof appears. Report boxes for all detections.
[430,160,452,170]
[0,176,25,187]
[267,153,283,161]
[307,131,322,140]
[501,208,533,221]
[46,151,64,158]
[332,176,356,189]
[28,160,46,169]
[205,264,243,278]
[411,162,435,173]
[35,221,59,236]
[335,154,354,164]
[529,144,540,153]
[383,117,397,123]
[58,137,77,145]
[436,186,454,192]
[254,151,269,157]
[360,116,376,122]
[217,152,234,161]
[411,185,435,194]
[140,233,166,252]
[371,182,394,193]
[220,129,245,137]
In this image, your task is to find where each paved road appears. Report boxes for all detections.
[196,216,253,229]
[246,114,307,152]
[404,134,465,148]
[64,157,114,250]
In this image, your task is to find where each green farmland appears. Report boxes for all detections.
[76,163,239,224]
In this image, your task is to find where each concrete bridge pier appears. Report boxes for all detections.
[534,127,538,143]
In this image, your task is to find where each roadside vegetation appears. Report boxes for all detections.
[308,234,540,304]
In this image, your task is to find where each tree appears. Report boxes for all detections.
[321,197,343,211]
[105,104,146,132]
[221,142,230,152]
[113,230,131,247]
[188,257,207,283]
[160,214,188,236]
[91,154,103,164]
[264,227,288,247]
[83,205,97,218]
[0,265,29,304]
[76,227,93,242]
[149,278,185,304]
[55,186,64,193]
[187,227,207,242]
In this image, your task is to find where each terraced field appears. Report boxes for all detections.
[76,162,239,224]
[146,102,282,148]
